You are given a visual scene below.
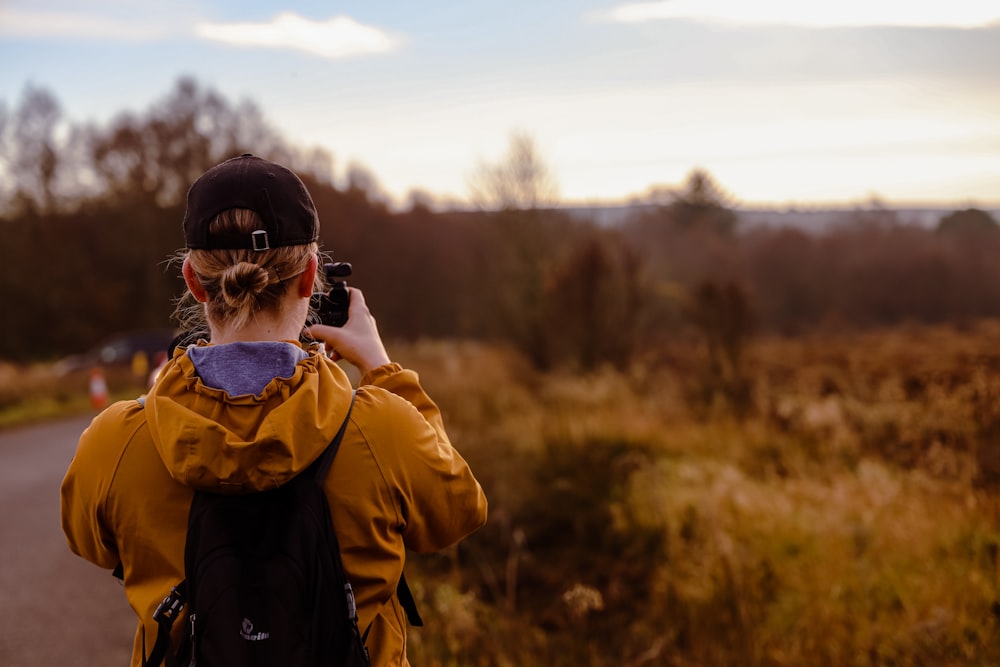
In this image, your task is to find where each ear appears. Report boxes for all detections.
[296,253,318,298]
[182,258,209,303]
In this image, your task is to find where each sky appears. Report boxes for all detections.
[1,0,999,208]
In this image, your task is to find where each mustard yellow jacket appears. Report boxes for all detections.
[61,345,487,666]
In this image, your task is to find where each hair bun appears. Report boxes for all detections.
[220,261,270,308]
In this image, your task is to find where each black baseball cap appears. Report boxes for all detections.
[183,154,320,251]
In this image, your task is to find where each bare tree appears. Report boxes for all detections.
[469,131,558,211]
[466,131,574,368]
[0,99,9,212]
[84,77,315,208]
[345,161,386,201]
[1,85,63,215]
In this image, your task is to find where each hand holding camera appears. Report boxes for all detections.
[309,262,353,327]
[305,262,391,375]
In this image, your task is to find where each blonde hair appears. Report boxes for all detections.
[173,209,322,333]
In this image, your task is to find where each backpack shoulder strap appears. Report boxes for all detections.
[311,390,424,629]
[312,391,357,482]
[397,575,424,627]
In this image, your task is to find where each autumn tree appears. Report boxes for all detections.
[469,132,565,368]
[624,168,740,282]
[83,77,317,209]
[0,78,340,359]
[667,168,738,235]
[685,280,754,414]
[544,228,645,371]
[937,208,998,237]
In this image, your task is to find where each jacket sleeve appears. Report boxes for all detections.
[60,402,141,570]
[360,363,488,553]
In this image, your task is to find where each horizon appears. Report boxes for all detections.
[2,1,999,209]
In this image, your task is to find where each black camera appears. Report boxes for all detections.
[308,262,352,327]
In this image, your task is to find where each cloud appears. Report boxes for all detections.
[194,13,402,60]
[0,8,183,40]
[592,1,1000,29]
[0,7,402,57]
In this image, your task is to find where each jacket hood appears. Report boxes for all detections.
[143,344,355,493]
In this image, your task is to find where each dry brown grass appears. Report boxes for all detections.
[400,325,1000,666]
[0,361,146,429]
[6,326,1000,665]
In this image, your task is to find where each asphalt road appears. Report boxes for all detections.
[0,416,134,666]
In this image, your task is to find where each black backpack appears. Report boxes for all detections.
[138,392,420,666]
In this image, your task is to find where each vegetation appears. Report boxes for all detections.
[6,328,999,665]
[3,79,1000,368]
[399,329,1000,666]
[3,78,1000,665]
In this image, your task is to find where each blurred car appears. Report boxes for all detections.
[55,328,178,376]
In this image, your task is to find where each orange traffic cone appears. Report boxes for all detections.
[89,368,109,410]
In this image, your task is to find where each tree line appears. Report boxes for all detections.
[2,78,999,368]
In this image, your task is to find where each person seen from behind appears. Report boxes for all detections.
[60,154,488,666]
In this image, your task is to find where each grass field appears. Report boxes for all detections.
[397,326,1000,666]
[5,324,1000,665]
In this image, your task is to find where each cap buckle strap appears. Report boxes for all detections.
[251,230,270,252]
